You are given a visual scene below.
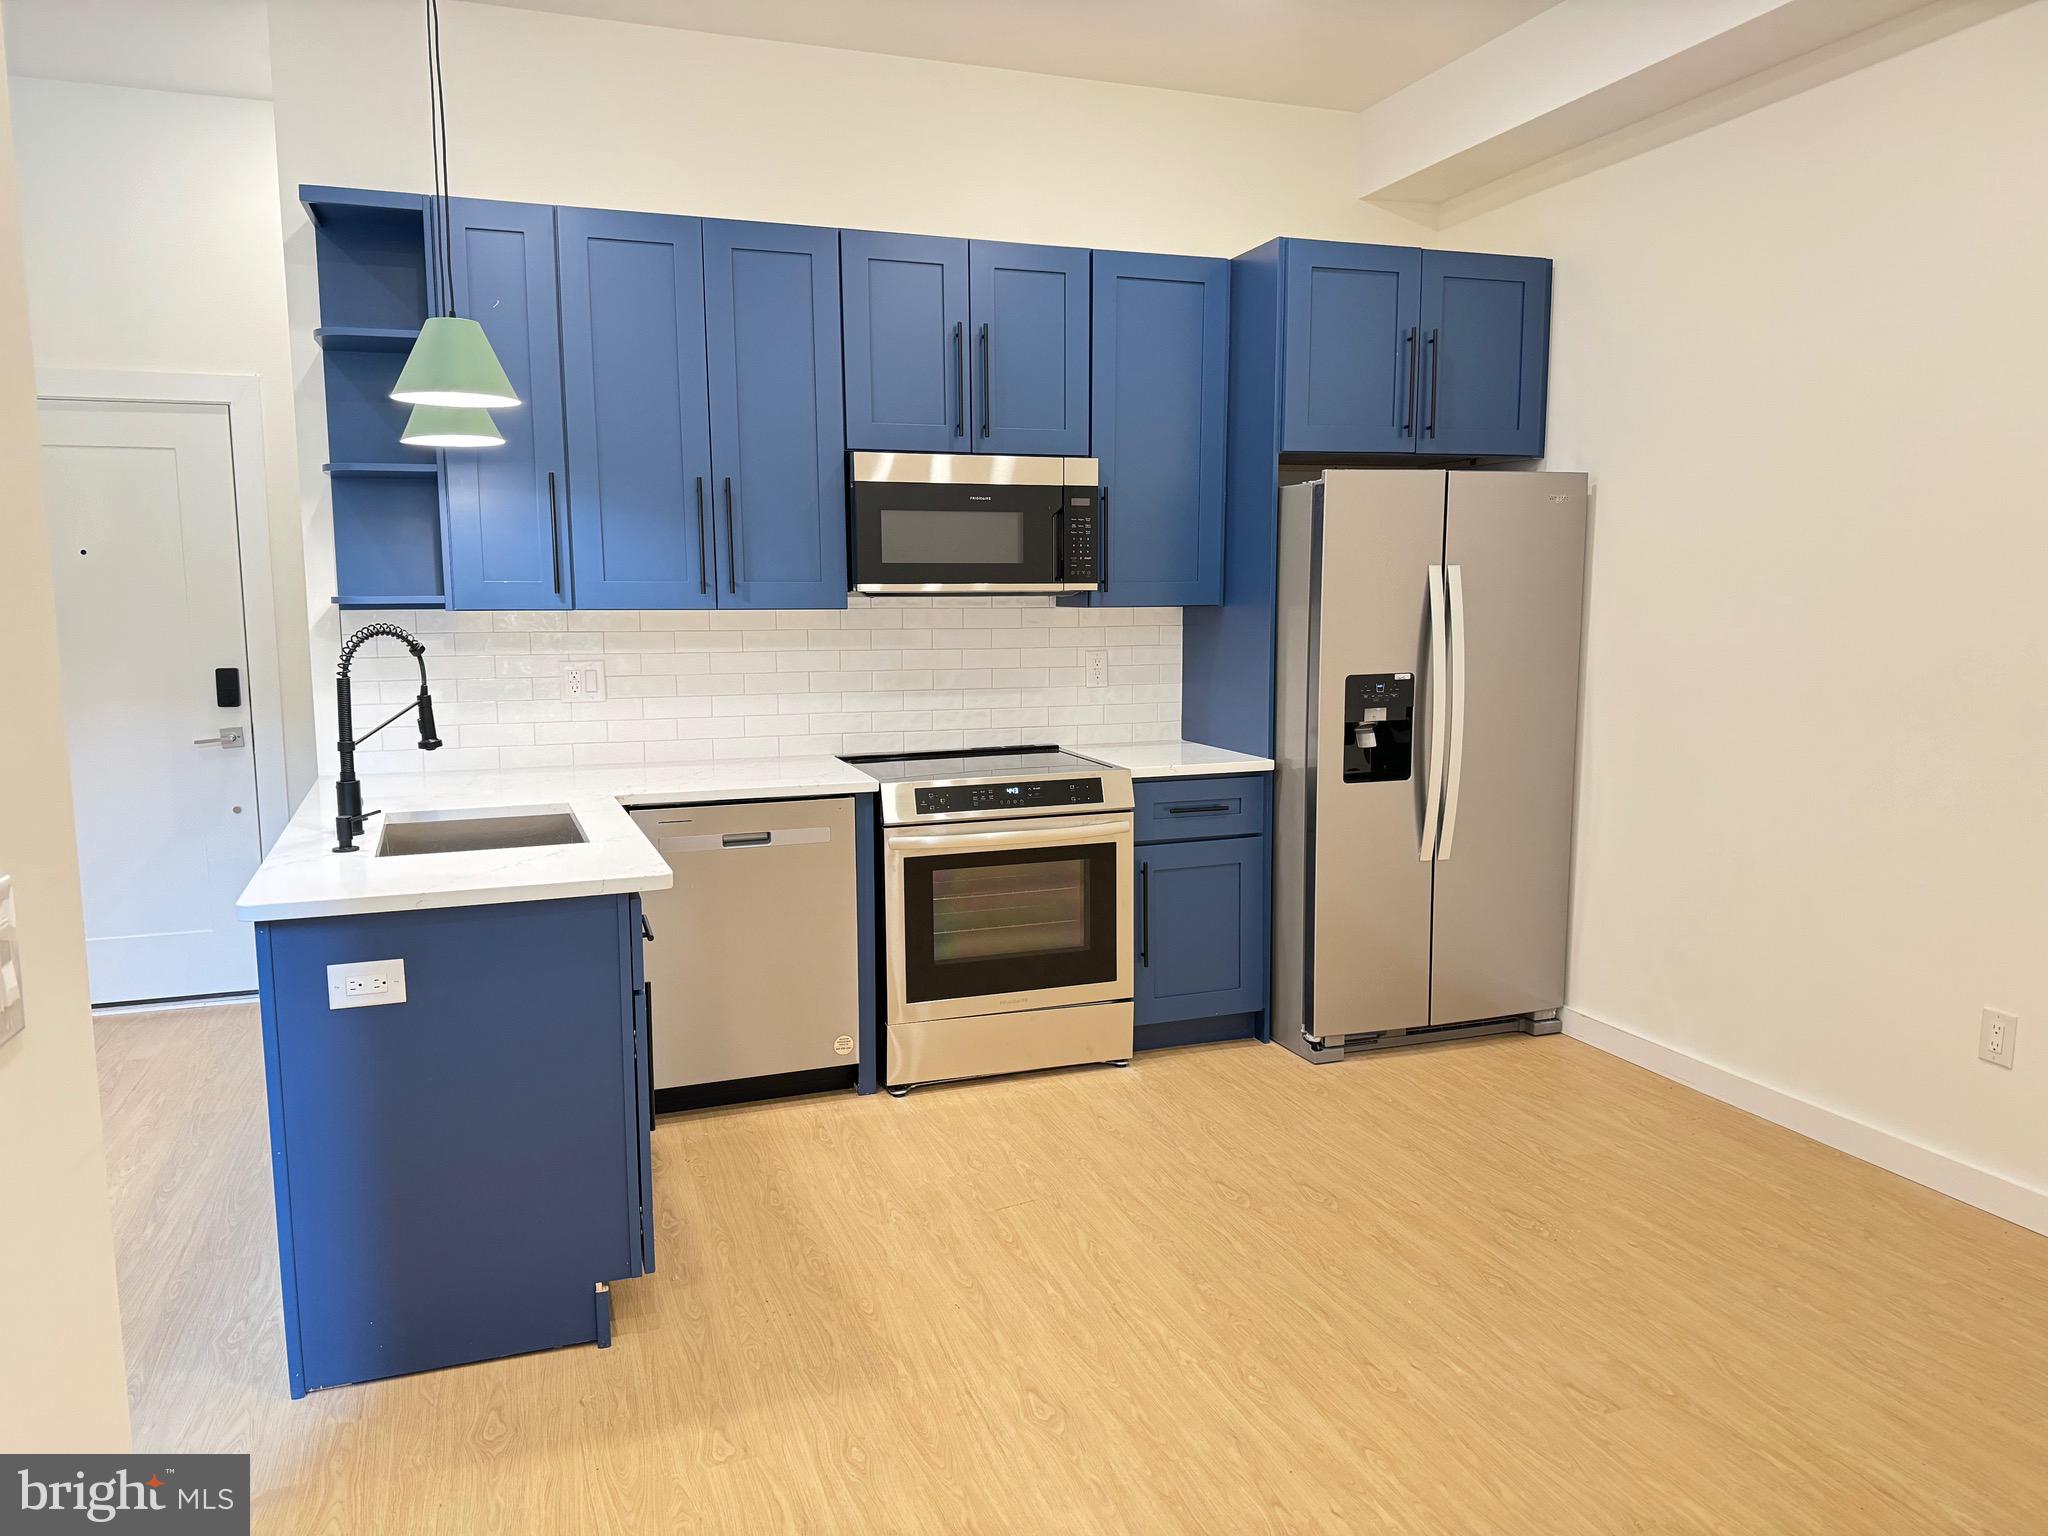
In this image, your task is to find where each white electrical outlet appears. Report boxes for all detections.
[564,660,606,701]
[1085,649,1110,689]
[1980,1007,2018,1069]
[327,958,407,1011]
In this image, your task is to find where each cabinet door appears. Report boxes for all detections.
[969,240,1090,456]
[702,220,849,610]
[1135,836,1268,1026]
[1418,250,1550,459]
[557,208,715,609]
[443,198,570,610]
[1280,240,1421,456]
[1090,251,1228,606]
[841,231,969,452]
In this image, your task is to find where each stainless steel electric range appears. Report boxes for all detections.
[846,747,1136,1094]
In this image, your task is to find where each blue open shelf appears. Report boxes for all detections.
[315,325,421,353]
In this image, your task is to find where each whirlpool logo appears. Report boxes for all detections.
[5,1456,249,1533]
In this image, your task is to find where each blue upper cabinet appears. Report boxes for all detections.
[841,231,968,453]
[557,208,715,610]
[702,220,848,610]
[1088,251,1229,607]
[970,240,1090,456]
[1280,240,1422,456]
[1418,250,1550,459]
[443,198,571,610]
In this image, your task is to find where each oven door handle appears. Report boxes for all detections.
[885,816,1132,855]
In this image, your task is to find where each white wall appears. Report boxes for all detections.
[8,75,316,804]
[0,58,131,1452]
[1449,1,2048,1195]
[266,0,1430,771]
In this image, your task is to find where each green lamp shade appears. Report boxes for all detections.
[392,315,520,408]
[401,404,505,448]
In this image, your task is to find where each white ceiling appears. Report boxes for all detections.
[1,0,272,100]
[465,0,1562,112]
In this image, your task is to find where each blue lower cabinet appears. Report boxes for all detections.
[702,219,848,610]
[254,894,652,1396]
[1135,835,1268,1029]
[442,197,571,610]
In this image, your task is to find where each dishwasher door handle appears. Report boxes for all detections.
[721,831,772,848]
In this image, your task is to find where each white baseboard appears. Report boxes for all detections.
[1560,1007,2048,1238]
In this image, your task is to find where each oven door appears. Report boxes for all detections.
[885,814,1133,1024]
[851,475,1069,593]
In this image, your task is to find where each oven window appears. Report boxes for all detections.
[880,506,1026,565]
[902,843,1118,1005]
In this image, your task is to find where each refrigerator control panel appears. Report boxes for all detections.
[1344,673,1414,783]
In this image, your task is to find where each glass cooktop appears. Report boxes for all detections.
[844,746,1109,785]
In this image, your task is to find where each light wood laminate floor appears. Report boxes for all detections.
[97,1004,2048,1534]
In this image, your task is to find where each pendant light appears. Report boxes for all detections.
[401,404,505,448]
[395,0,518,423]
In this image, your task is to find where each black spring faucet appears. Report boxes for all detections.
[334,623,443,852]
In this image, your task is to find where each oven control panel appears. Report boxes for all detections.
[914,777,1107,816]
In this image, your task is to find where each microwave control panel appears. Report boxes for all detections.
[1062,492,1099,584]
[915,777,1106,816]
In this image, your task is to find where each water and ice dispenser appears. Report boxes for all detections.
[1343,673,1414,783]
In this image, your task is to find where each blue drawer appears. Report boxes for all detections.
[1134,774,1268,843]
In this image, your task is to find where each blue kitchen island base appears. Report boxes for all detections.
[254,894,655,1397]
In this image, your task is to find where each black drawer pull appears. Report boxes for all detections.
[1165,802,1232,815]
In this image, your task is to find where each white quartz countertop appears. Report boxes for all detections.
[238,745,1268,923]
[236,757,877,922]
[1071,740,1275,777]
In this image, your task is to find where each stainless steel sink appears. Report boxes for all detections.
[375,808,586,857]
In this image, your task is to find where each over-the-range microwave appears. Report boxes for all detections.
[849,452,1100,595]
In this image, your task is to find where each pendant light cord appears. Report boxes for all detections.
[427,0,455,317]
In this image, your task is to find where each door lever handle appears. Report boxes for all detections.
[193,727,247,749]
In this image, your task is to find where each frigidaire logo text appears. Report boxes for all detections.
[7,1456,248,1531]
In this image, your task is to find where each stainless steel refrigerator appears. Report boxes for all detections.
[1272,469,1588,1060]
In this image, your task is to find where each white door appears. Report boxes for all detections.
[39,398,263,1004]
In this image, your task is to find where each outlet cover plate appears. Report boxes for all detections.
[327,958,407,1010]
[564,660,606,701]
[1980,1007,2018,1069]
[1085,649,1110,689]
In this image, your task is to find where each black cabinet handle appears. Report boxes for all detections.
[978,322,990,438]
[1166,802,1231,815]
[694,476,708,595]
[952,321,965,438]
[547,471,563,594]
[640,913,654,942]
[1139,861,1150,968]
[1426,327,1440,438]
[722,476,737,594]
[643,980,655,1125]
[1402,327,1417,437]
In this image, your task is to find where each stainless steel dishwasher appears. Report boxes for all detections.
[630,798,860,1092]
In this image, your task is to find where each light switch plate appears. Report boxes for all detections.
[0,875,24,1048]
[327,958,407,1010]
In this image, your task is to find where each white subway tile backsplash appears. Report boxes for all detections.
[338,596,1181,765]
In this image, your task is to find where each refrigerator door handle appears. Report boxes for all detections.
[1438,563,1469,861]
[1420,563,1449,861]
